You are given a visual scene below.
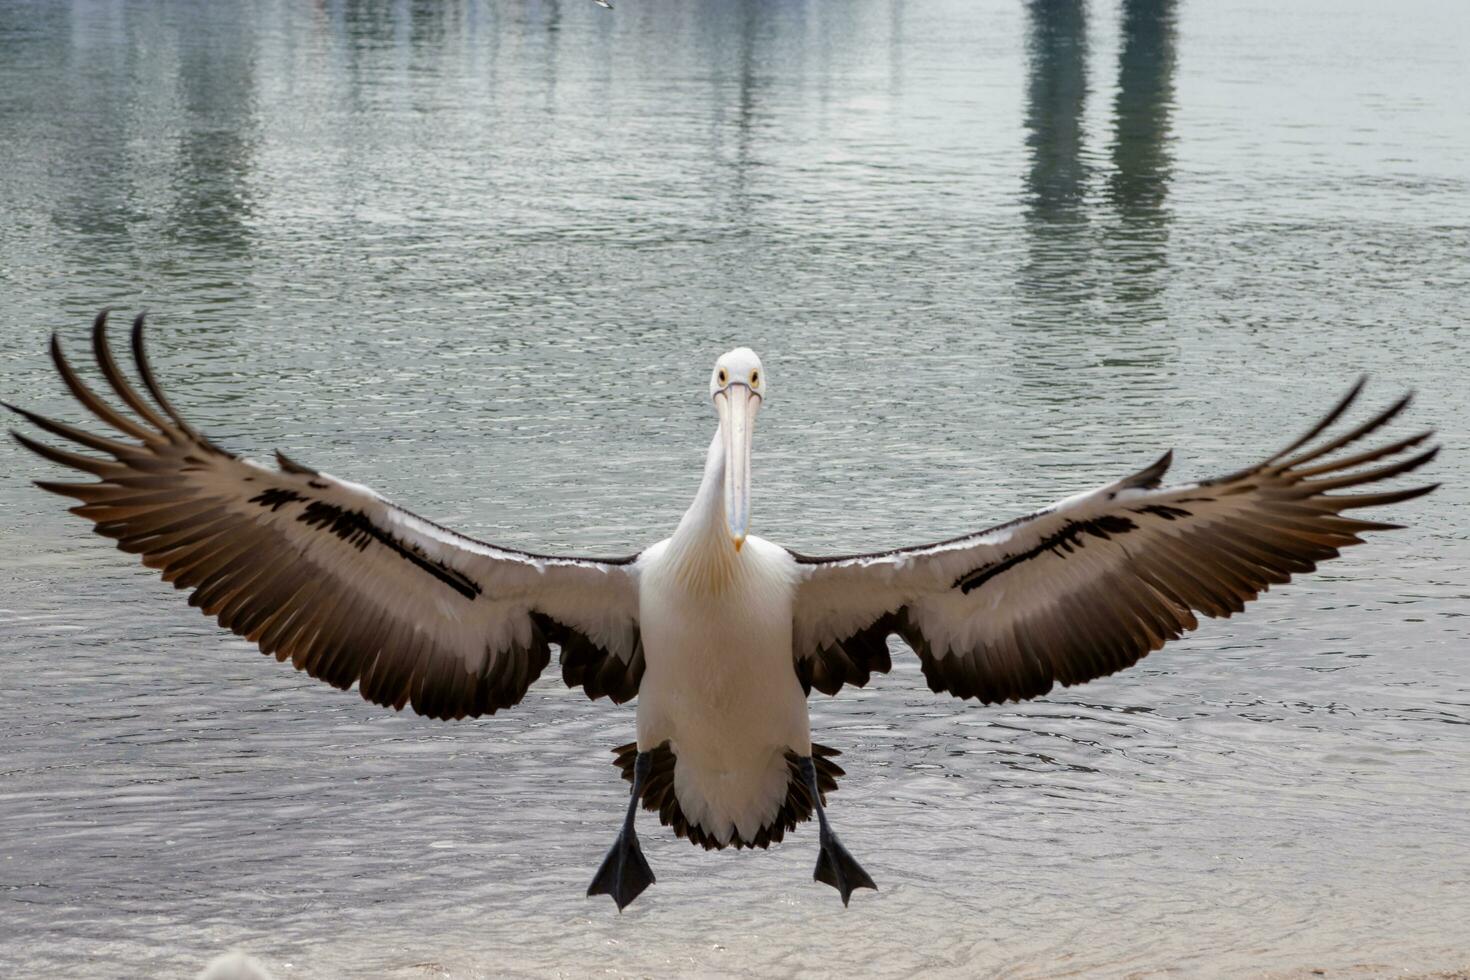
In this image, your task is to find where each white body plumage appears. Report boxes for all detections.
[636,430,806,845]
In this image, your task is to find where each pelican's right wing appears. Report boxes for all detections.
[789,382,1436,702]
[9,312,644,720]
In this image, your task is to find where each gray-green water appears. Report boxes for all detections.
[2,1,1467,977]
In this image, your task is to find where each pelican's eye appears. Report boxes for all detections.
[718,369,728,385]
[750,371,759,387]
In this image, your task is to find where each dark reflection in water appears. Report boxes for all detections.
[731,2,762,205]
[408,0,452,48]
[1016,0,1180,390]
[1015,0,1098,393]
[1108,0,1176,221]
[1022,0,1090,221]
[166,13,259,257]
[43,15,140,247]
[340,0,399,46]
[1105,0,1177,311]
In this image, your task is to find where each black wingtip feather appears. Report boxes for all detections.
[92,307,176,432]
[129,311,190,433]
[1110,449,1174,493]
[1277,392,1414,472]
[33,479,91,498]
[1265,375,1368,465]
[1332,482,1440,509]
[274,450,319,475]
[46,325,160,442]
[1301,444,1441,493]
[9,429,110,475]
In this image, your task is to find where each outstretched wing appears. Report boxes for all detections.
[790,380,1437,702]
[9,311,645,720]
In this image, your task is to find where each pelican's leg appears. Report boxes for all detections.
[587,750,656,911]
[800,756,877,906]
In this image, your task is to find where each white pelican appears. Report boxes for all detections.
[10,311,1438,910]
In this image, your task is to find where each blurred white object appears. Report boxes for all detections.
[197,952,274,980]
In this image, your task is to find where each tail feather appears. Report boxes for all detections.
[611,741,844,851]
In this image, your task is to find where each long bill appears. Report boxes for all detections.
[717,383,758,550]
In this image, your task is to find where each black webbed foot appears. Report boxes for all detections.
[588,749,655,911]
[813,829,877,906]
[587,829,655,911]
[799,755,878,906]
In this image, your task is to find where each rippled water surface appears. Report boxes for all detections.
[2,1,1468,977]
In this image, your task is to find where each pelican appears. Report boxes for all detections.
[10,311,1438,910]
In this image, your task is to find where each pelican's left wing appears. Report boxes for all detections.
[9,312,644,720]
[789,382,1437,702]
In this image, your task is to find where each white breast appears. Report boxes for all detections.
[633,536,809,845]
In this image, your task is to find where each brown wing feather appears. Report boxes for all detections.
[793,380,1437,703]
[10,310,643,720]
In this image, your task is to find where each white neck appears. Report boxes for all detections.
[666,427,741,594]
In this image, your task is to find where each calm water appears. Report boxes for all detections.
[1,1,1467,977]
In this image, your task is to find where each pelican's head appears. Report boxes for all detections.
[710,348,765,550]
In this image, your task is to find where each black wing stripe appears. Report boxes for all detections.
[955,514,1139,594]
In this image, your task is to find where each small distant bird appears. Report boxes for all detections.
[593,0,613,8]
[10,311,1438,910]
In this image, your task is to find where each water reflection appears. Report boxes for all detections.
[1015,0,1095,391]
[46,8,140,246]
[1105,0,1177,311]
[1022,0,1090,221]
[408,0,452,48]
[1108,0,1177,221]
[166,19,259,256]
[339,0,400,46]
[1016,0,1180,388]
[726,1,765,216]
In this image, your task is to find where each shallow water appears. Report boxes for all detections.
[1,0,1468,977]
